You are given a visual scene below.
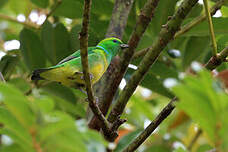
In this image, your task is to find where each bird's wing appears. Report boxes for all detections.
[57,47,97,65]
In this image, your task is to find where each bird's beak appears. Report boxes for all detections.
[120,44,129,49]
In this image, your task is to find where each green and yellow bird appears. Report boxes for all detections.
[31,37,128,90]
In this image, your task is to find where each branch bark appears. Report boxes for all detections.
[205,47,228,70]
[106,0,134,39]
[108,0,199,124]
[79,0,113,139]
[89,0,134,131]
[96,0,161,129]
[133,0,225,59]
[123,97,177,152]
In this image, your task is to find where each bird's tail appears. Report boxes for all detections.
[31,68,49,80]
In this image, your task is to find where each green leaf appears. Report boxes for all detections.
[53,0,83,19]
[182,18,228,36]
[19,28,46,71]
[114,129,142,152]
[91,0,113,16]
[149,0,179,36]
[0,55,19,80]
[197,144,213,152]
[0,108,33,150]
[125,68,175,98]
[41,82,77,104]
[186,3,203,18]
[43,129,87,152]
[126,95,155,127]
[0,144,30,152]
[41,21,72,64]
[172,71,220,141]
[0,0,8,9]
[8,78,31,93]
[217,35,228,52]
[182,36,210,69]
[30,0,49,8]
[7,0,29,14]
[70,25,81,52]
[36,97,55,113]
[0,83,35,128]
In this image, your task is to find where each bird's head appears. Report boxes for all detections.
[97,37,129,57]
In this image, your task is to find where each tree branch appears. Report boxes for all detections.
[108,0,199,125]
[187,129,202,151]
[205,47,228,70]
[46,0,62,19]
[79,0,113,140]
[0,14,39,29]
[99,0,161,129]
[203,0,217,56]
[89,0,135,131]
[123,97,177,152]
[133,0,225,59]
[106,0,134,38]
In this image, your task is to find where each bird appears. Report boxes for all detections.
[31,37,129,91]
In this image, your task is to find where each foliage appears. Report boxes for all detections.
[0,0,227,151]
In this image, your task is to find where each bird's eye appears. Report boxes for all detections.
[113,40,117,43]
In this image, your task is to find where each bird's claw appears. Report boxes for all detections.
[80,73,94,80]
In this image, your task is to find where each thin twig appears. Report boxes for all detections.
[205,47,228,70]
[89,0,135,131]
[0,14,39,29]
[108,0,199,126]
[79,0,114,140]
[133,0,225,59]
[46,0,62,19]
[188,129,202,151]
[203,0,217,56]
[123,97,177,152]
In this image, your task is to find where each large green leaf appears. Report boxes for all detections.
[0,83,35,128]
[149,0,179,36]
[0,144,30,152]
[30,0,49,8]
[182,18,228,36]
[91,0,113,16]
[70,25,81,52]
[0,0,8,9]
[182,36,210,69]
[8,78,31,93]
[172,71,228,142]
[20,28,46,71]
[41,82,77,104]
[0,108,33,151]
[53,0,83,19]
[41,21,72,64]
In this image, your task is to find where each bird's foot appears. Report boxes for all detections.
[80,73,94,80]
[85,96,99,103]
